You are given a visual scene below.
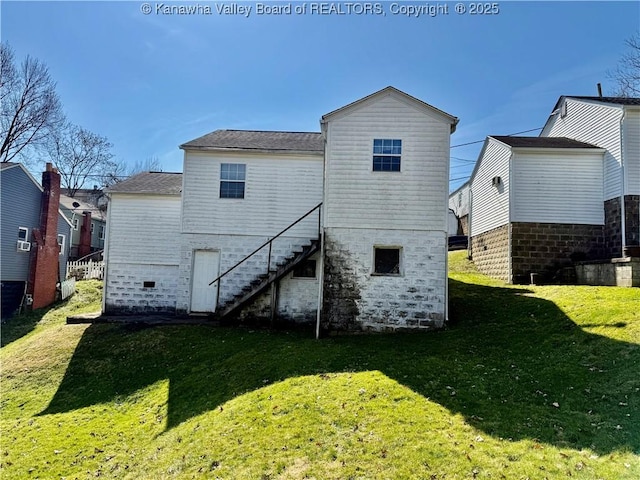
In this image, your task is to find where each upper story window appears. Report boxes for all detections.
[98,225,105,240]
[18,227,29,241]
[373,139,402,172]
[73,217,79,230]
[220,163,246,199]
[90,223,95,234]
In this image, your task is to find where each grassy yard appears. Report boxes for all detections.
[1,255,639,479]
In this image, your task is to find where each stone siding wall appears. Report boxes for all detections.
[105,264,179,314]
[510,222,604,284]
[322,228,447,333]
[625,195,640,248]
[605,197,622,258]
[459,215,469,236]
[470,224,510,282]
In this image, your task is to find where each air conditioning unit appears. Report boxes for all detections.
[17,240,31,252]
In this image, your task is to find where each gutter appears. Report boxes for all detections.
[620,110,627,254]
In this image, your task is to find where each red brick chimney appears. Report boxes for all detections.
[78,211,92,259]
[27,163,62,309]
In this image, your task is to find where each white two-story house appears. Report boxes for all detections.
[103,87,458,333]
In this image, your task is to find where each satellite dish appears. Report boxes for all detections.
[72,202,81,208]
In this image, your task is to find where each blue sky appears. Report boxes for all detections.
[2,1,638,192]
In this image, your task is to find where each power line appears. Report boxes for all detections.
[451,127,543,149]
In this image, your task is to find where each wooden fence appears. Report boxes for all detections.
[60,278,76,300]
[66,260,105,280]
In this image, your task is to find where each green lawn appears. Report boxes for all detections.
[1,254,639,479]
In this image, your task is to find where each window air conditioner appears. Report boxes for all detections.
[17,240,31,252]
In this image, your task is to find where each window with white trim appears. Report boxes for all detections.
[373,247,401,275]
[98,225,105,240]
[73,217,79,230]
[18,227,29,241]
[373,139,402,172]
[220,163,246,199]
[57,234,66,255]
[90,223,94,234]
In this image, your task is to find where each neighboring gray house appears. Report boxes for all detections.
[1,163,72,317]
[103,87,459,333]
[59,194,106,259]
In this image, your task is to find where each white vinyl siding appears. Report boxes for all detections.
[449,182,470,218]
[182,152,323,237]
[511,151,604,224]
[470,139,511,236]
[623,109,640,195]
[107,194,181,265]
[542,98,623,200]
[324,94,451,231]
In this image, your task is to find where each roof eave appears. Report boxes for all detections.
[180,145,324,156]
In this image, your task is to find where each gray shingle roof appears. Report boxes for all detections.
[569,96,640,106]
[180,130,324,153]
[491,136,601,149]
[106,172,182,195]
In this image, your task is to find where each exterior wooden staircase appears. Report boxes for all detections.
[214,237,320,321]
[208,203,322,323]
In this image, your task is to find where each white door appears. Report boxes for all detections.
[190,250,220,313]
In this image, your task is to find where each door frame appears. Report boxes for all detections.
[190,249,220,313]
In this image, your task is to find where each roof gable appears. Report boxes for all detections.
[321,86,459,133]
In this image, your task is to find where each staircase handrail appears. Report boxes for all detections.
[208,202,322,286]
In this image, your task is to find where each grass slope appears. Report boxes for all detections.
[1,257,639,479]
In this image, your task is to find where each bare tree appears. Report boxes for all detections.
[0,43,64,163]
[48,123,115,197]
[608,32,640,97]
[103,156,163,186]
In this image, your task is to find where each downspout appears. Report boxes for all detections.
[316,120,328,340]
[468,189,473,259]
[619,110,627,256]
[508,153,514,283]
[101,194,112,314]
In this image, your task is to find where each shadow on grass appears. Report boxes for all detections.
[1,305,53,348]
[41,279,639,455]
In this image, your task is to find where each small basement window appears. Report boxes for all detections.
[293,259,317,278]
[373,247,401,275]
[143,281,156,288]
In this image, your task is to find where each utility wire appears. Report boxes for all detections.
[451,127,543,149]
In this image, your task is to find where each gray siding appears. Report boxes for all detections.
[0,166,42,281]
[57,214,72,280]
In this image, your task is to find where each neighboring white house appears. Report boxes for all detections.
[448,181,470,235]
[103,86,458,332]
[468,136,605,283]
[540,96,640,256]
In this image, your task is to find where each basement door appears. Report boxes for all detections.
[190,250,220,313]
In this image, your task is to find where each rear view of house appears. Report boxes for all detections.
[103,87,459,332]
